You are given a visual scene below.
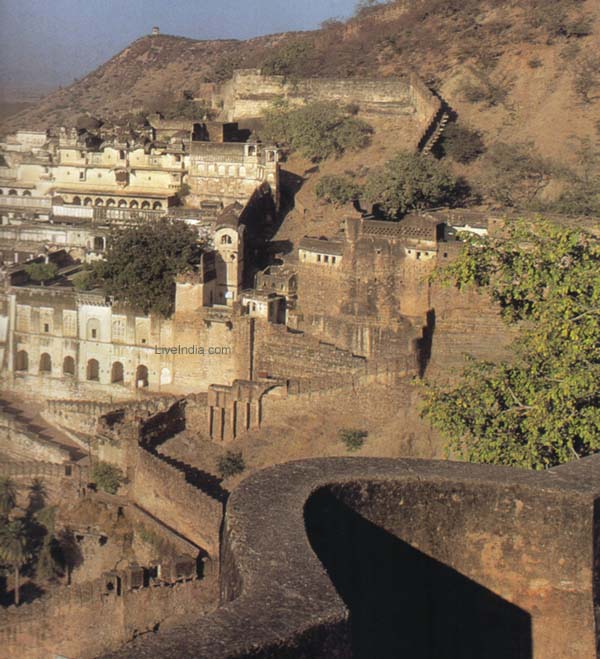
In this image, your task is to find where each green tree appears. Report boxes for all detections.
[316,175,362,206]
[363,151,458,218]
[98,219,202,317]
[24,262,58,283]
[91,461,125,495]
[0,519,30,605]
[262,101,372,162]
[438,123,485,164]
[261,40,312,78]
[423,220,600,469]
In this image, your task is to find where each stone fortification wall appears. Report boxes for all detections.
[43,396,180,435]
[0,573,217,659]
[252,322,368,384]
[129,444,223,557]
[217,69,439,123]
[0,409,73,463]
[101,455,600,659]
[426,283,517,380]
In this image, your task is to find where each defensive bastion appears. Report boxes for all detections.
[103,454,600,659]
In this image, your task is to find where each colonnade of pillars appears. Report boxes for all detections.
[208,399,261,442]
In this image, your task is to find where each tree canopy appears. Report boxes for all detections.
[363,151,459,218]
[423,220,600,469]
[261,101,372,162]
[98,219,202,317]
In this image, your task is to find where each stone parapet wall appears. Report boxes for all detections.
[130,445,223,557]
[101,455,600,659]
[0,574,217,659]
[217,69,438,124]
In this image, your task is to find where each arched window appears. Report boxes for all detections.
[111,361,124,383]
[63,356,75,375]
[118,199,127,208]
[72,196,82,205]
[153,201,162,210]
[94,198,104,207]
[8,189,17,196]
[130,200,139,209]
[106,198,116,207]
[86,359,99,381]
[87,318,100,340]
[84,197,93,206]
[135,364,148,388]
[39,353,52,373]
[15,350,28,371]
[141,201,150,209]
[22,190,31,197]
[221,234,232,245]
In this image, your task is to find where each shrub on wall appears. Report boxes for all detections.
[91,461,125,495]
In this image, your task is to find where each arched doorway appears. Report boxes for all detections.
[63,356,75,375]
[135,364,148,388]
[39,353,52,373]
[15,350,28,371]
[111,362,124,383]
[86,358,99,381]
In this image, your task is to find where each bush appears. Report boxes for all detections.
[316,175,362,206]
[261,40,312,78]
[91,462,125,495]
[24,262,58,283]
[262,101,372,162]
[477,142,556,207]
[363,151,459,217]
[460,79,508,107]
[438,123,485,164]
[339,429,368,452]
[217,451,245,478]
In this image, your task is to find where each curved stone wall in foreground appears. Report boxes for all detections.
[104,456,600,659]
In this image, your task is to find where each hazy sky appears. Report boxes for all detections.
[0,0,358,93]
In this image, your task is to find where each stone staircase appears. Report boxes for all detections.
[152,448,228,504]
[419,105,450,155]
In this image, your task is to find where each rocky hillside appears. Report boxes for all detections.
[3,0,599,168]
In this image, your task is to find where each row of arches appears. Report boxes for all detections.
[14,351,149,387]
[70,196,163,210]
[1,189,32,196]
